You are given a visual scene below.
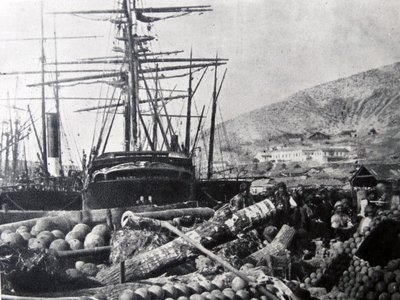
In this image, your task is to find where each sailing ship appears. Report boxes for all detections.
[75,1,229,209]
[1,1,248,210]
[0,4,83,211]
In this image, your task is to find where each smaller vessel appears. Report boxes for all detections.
[0,112,82,211]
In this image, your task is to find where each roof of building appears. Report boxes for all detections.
[351,164,400,187]
[356,164,400,180]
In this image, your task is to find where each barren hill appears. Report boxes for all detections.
[216,62,400,147]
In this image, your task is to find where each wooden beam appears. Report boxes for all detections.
[1,70,118,75]
[26,71,123,87]
[45,58,227,65]
[0,35,103,41]
[141,62,226,74]
[51,6,212,15]
[73,95,188,113]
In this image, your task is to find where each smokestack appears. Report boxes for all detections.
[47,113,61,176]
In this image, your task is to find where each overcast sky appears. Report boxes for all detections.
[1,0,400,164]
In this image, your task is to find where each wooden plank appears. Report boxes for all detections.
[96,199,276,284]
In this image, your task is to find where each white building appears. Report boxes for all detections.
[269,147,349,163]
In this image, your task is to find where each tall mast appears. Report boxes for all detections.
[207,58,218,180]
[185,49,193,154]
[4,131,10,178]
[153,65,159,149]
[123,30,131,151]
[53,16,63,175]
[5,93,12,179]
[0,121,4,175]
[12,118,20,179]
[123,0,139,151]
[40,1,48,173]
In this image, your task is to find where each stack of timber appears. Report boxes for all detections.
[96,199,277,284]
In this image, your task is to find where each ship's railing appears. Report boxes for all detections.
[0,176,82,193]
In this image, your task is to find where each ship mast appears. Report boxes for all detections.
[53,17,63,175]
[12,118,20,179]
[185,50,193,154]
[40,1,48,174]
[17,3,226,158]
[207,58,218,180]
[123,0,139,151]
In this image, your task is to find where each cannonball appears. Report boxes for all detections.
[211,278,225,290]
[37,231,55,247]
[200,292,211,299]
[147,285,164,299]
[162,284,177,299]
[68,238,83,250]
[199,281,213,292]
[72,223,91,236]
[65,230,86,242]
[35,219,55,232]
[3,232,25,247]
[49,239,70,251]
[134,287,149,300]
[75,261,85,271]
[119,289,136,300]
[30,225,39,237]
[28,238,46,250]
[175,283,189,297]
[210,289,224,298]
[222,288,236,299]
[187,282,202,294]
[16,226,29,234]
[91,224,111,240]
[84,233,105,249]
[51,229,65,240]
[231,277,248,292]
[1,229,12,241]
[236,289,250,300]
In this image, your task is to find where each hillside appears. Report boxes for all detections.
[213,61,400,161]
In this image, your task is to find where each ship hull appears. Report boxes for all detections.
[83,177,193,209]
